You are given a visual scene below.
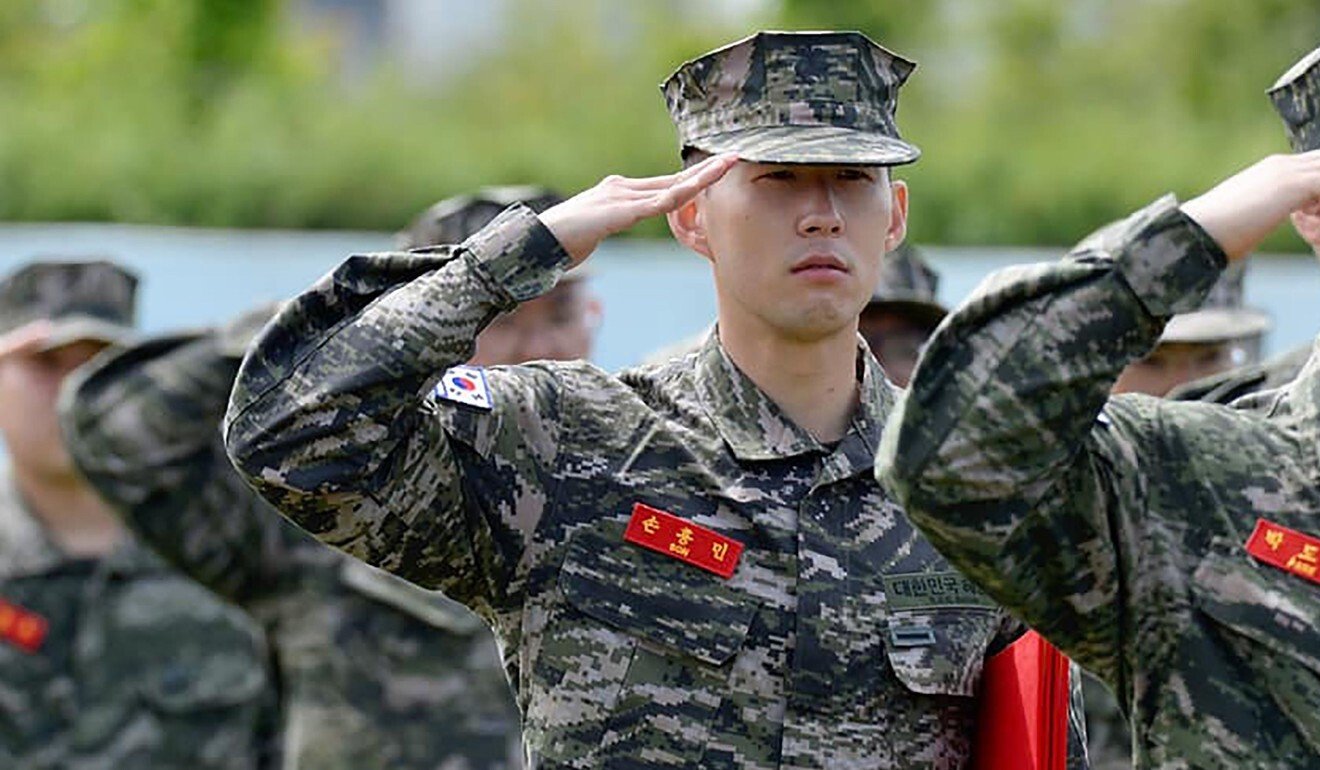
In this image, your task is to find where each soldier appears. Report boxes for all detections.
[1169,49,1320,405]
[225,31,1087,769]
[877,48,1320,768]
[861,243,948,387]
[57,188,593,770]
[0,261,272,770]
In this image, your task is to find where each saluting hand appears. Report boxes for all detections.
[1182,149,1320,261]
[0,321,52,362]
[538,153,739,266]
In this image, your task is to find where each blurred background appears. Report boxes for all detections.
[2,0,1320,370]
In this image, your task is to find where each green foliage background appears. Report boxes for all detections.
[1,0,1318,247]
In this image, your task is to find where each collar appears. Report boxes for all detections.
[693,331,895,470]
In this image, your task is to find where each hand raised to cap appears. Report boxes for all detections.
[538,153,739,266]
[0,321,52,362]
[1181,149,1320,261]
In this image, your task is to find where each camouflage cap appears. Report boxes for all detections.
[1269,45,1320,152]
[0,260,138,350]
[396,186,566,249]
[1161,261,1271,346]
[866,243,947,329]
[661,30,920,165]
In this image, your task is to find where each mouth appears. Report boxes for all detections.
[790,254,851,277]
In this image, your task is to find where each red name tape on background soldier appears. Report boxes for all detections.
[0,598,48,653]
[624,503,744,579]
[1245,518,1320,586]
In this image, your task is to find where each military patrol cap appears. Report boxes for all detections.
[661,30,921,165]
[396,186,566,250]
[866,243,947,329]
[1269,45,1320,152]
[0,260,138,351]
[1161,261,1271,346]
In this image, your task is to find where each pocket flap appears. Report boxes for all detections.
[558,523,755,667]
[1192,543,1320,675]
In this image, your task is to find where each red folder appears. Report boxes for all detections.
[971,630,1071,770]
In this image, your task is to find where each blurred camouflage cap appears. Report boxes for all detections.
[0,260,138,351]
[1269,45,1320,152]
[1161,261,1271,345]
[661,30,920,165]
[866,243,947,328]
[396,185,566,249]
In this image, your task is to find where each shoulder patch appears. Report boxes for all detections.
[434,365,494,411]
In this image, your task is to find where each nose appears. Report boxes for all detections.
[796,180,845,238]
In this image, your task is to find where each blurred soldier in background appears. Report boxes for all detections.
[58,186,597,770]
[1110,262,1271,397]
[0,260,273,770]
[860,243,948,387]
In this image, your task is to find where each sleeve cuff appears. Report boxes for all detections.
[461,203,572,304]
[1111,194,1228,318]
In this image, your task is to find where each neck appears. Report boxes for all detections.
[717,313,861,444]
[12,462,124,559]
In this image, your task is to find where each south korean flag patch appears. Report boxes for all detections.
[434,365,494,411]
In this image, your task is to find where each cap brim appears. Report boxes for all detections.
[1160,308,1272,344]
[690,125,921,166]
[864,298,947,329]
[36,317,136,353]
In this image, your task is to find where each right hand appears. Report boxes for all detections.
[1181,150,1320,261]
[538,153,739,266]
[0,321,52,362]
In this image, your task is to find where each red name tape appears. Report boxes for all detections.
[1245,518,1320,587]
[0,598,48,653]
[624,503,744,579]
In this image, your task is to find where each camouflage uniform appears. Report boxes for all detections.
[868,244,948,330]
[877,185,1320,769]
[225,32,1088,769]
[61,313,525,768]
[0,261,273,770]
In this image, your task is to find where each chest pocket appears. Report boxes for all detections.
[74,574,270,769]
[530,520,756,768]
[881,571,1002,697]
[1191,538,1320,750]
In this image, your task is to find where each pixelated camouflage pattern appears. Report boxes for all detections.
[878,194,1320,768]
[868,243,947,329]
[396,186,566,250]
[0,260,138,348]
[223,204,1091,769]
[1269,45,1320,153]
[661,31,920,165]
[59,312,524,770]
[0,477,274,770]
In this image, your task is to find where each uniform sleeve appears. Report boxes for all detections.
[59,313,321,609]
[224,205,571,614]
[876,196,1226,692]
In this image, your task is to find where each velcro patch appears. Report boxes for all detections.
[0,598,48,653]
[1246,518,1320,586]
[434,365,493,411]
[623,503,744,579]
[882,571,997,610]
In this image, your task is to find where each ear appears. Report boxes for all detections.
[884,179,910,253]
[667,195,714,261]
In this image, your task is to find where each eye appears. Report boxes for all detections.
[756,168,796,182]
[837,168,875,182]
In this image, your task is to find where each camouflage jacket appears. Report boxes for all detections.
[0,475,273,770]
[60,324,524,770]
[1168,343,1313,405]
[224,204,1088,770]
[878,195,1320,768]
